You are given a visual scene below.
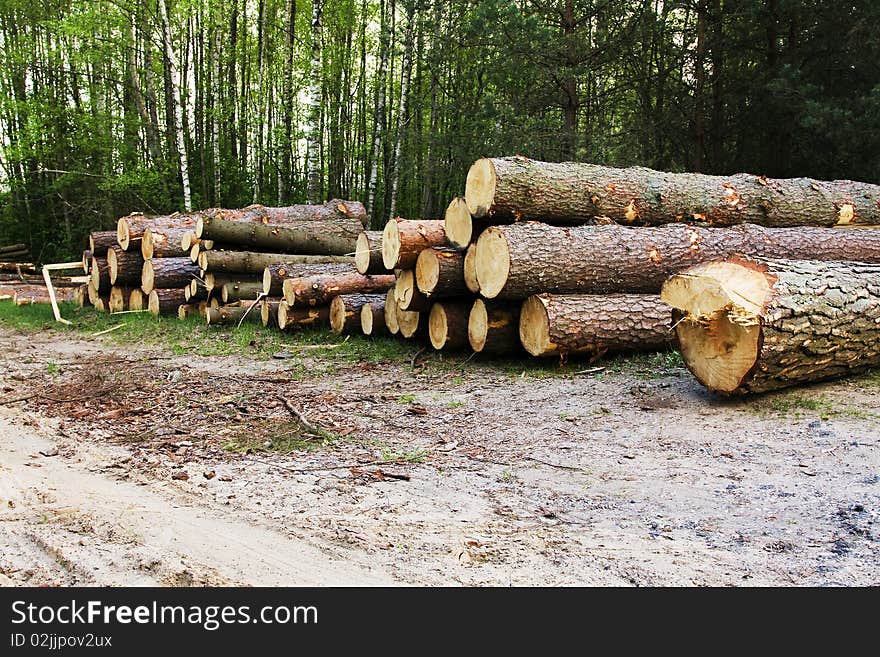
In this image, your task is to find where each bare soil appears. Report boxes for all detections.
[1,326,878,586]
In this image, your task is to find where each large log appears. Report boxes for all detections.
[384,287,400,335]
[415,248,467,298]
[191,201,366,233]
[0,242,27,254]
[262,262,353,296]
[196,215,361,254]
[468,299,520,354]
[476,221,880,300]
[147,288,186,316]
[8,285,77,305]
[360,298,387,336]
[261,298,282,327]
[142,257,200,294]
[330,293,386,334]
[277,302,330,331]
[519,294,673,359]
[355,230,389,275]
[381,219,446,270]
[177,303,202,320]
[89,257,111,294]
[444,196,486,249]
[199,249,352,274]
[0,261,36,275]
[89,231,118,256]
[283,273,395,307]
[394,269,429,311]
[117,212,196,251]
[428,301,471,350]
[107,245,145,285]
[662,258,880,395]
[465,156,880,227]
[142,227,191,259]
[221,281,264,303]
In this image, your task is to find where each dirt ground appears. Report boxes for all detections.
[0,325,878,586]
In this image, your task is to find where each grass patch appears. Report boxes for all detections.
[397,393,417,404]
[379,447,427,464]
[220,419,344,455]
[758,393,877,421]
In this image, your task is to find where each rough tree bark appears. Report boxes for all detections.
[415,248,466,298]
[262,262,353,296]
[283,273,395,307]
[428,300,471,351]
[468,299,520,354]
[355,230,389,275]
[360,297,387,336]
[330,293,386,334]
[197,216,361,254]
[148,288,187,316]
[381,218,446,270]
[141,257,200,294]
[200,250,352,274]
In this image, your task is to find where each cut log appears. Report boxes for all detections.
[180,231,197,251]
[0,242,26,254]
[177,303,201,319]
[360,299,387,336]
[262,262,353,296]
[444,196,486,249]
[88,231,118,256]
[142,257,200,294]
[89,257,111,294]
[82,250,92,274]
[476,221,880,300]
[662,258,880,394]
[395,269,429,311]
[261,298,281,327]
[206,303,261,326]
[463,243,480,295]
[465,156,880,227]
[277,302,330,331]
[468,299,520,354]
[92,294,111,312]
[428,301,471,350]
[128,289,145,311]
[0,262,36,275]
[415,248,467,298]
[204,272,261,293]
[397,306,425,339]
[73,284,87,308]
[191,201,366,236]
[381,219,446,270]
[107,245,144,285]
[199,249,353,274]
[147,288,186,316]
[117,212,197,251]
[283,273,395,307]
[142,227,191,259]
[355,230,388,275]
[108,286,138,313]
[196,215,361,254]
[221,281,264,303]
[384,288,400,335]
[10,286,77,305]
[519,294,672,359]
[330,293,386,334]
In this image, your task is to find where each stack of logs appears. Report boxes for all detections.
[0,242,87,305]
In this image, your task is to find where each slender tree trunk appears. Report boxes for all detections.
[693,0,708,172]
[281,0,296,204]
[366,0,390,221]
[305,0,324,204]
[387,3,415,223]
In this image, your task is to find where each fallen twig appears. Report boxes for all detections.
[278,395,322,435]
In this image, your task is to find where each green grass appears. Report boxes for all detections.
[758,393,877,421]
[396,393,417,404]
[378,447,427,464]
[220,418,346,455]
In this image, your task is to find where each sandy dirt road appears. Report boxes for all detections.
[0,326,878,586]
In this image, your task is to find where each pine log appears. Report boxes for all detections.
[142,227,191,259]
[261,262,352,296]
[117,212,198,251]
[355,230,389,275]
[89,231,118,255]
[519,294,673,359]
[89,257,111,294]
[221,281,264,303]
[107,245,144,285]
[395,269,429,311]
[92,294,111,312]
[381,219,446,270]
[147,288,186,316]
[360,299,387,336]
[444,196,487,249]
[384,287,400,335]
[283,273,395,307]
[10,286,77,305]
[415,248,466,298]
[191,201,366,236]
[476,221,880,299]
[108,286,138,313]
[330,293,386,334]
[662,257,880,394]
[463,243,480,295]
[82,250,92,274]
[199,249,352,274]
[204,272,261,293]
[87,281,101,306]
[177,303,201,319]
[0,262,36,275]
[142,257,199,294]
[428,301,471,350]
[206,303,261,326]
[466,156,880,227]
[128,289,145,311]
[468,299,521,354]
[185,279,208,302]
[261,298,282,327]
[180,231,197,251]
[397,306,425,339]
[277,302,330,331]
[0,242,26,254]
[196,215,361,254]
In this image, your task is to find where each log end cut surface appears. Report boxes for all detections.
[445,196,473,248]
[381,220,401,270]
[384,288,400,334]
[465,158,496,218]
[355,232,373,274]
[116,217,130,251]
[518,295,553,356]
[360,303,375,335]
[662,260,772,393]
[428,304,449,350]
[468,298,489,352]
[415,250,439,295]
[474,226,511,298]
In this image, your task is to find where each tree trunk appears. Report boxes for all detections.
[197,216,361,254]
[664,258,880,394]
[283,272,395,307]
[200,250,351,274]
[89,231,118,256]
[204,272,261,293]
[305,0,324,204]
[428,300,471,351]
[519,294,673,359]
[415,248,465,298]
[465,156,880,227]
[360,298,387,336]
[355,230,389,275]
[330,293,386,334]
[381,218,445,269]
[178,303,202,319]
[107,246,144,286]
[476,221,880,299]
[129,289,145,311]
[395,268,429,311]
[366,0,390,220]
[397,306,425,339]
[148,288,187,316]
[468,299,520,354]
[262,262,353,296]
[277,302,330,331]
[117,212,196,251]
[82,251,92,274]
[221,281,264,303]
[386,3,415,223]
[142,227,192,259]
[142,257,200,294]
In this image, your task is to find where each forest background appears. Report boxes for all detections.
[0,0,878,262]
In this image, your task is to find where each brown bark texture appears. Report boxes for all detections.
[330,293,386,334]
[262,262,353,296]
[283,273,395,307]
